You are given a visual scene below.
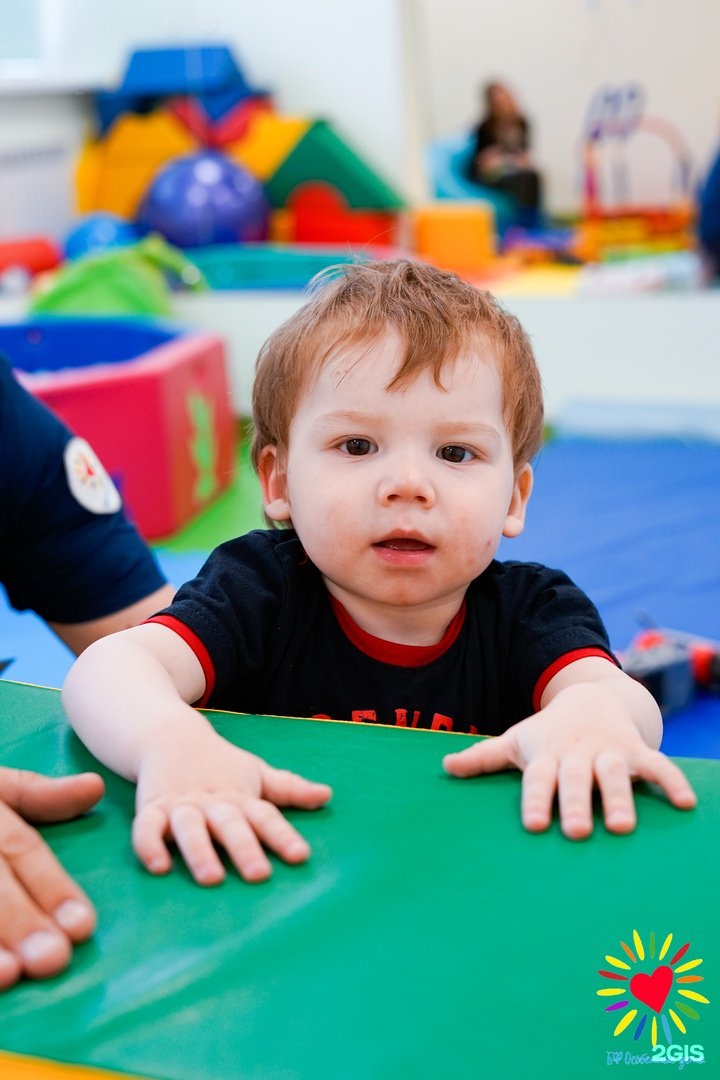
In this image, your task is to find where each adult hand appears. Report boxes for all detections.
[0,767,104,990]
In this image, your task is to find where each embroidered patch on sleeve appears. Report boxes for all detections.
[63,436,122,515]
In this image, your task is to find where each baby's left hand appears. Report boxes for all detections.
[443,683,697,839]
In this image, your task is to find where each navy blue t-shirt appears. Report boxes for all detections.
[151,529,617,735]
[0,356,165,623]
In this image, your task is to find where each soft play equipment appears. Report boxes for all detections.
[426,134,518,234]
[95,45,267,135]
[412,202,496,272]
[254,119,403,244]
[75,45,405,251]
[76,109,199,221]
[581,83,694,217]
[30,235,205,317]
[1,317,235,538]
[64,211,139,260]
[135,151,271,248]
[0,678,718,1079]
[0,236,62,277]
[186,242,370,290]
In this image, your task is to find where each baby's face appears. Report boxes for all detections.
[260,332,531,640]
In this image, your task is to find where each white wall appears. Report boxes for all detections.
[166,289,720,430]
[414,0,720,212]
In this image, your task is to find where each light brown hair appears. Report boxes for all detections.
[251,259,543,473]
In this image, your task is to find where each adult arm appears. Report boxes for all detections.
[0,767,104,990]
[1,359,170,634]
[48,582,176,655]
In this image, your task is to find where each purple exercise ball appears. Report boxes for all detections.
[136,152,271,248]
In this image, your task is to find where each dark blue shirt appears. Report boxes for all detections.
[700,146,720,271]
[0,355,165,623]
[151,529,617,735]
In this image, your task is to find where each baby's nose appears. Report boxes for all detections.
[377,458,435,504]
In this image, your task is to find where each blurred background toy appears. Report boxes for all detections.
[620,626,720,715]
[30,234,205,317]
[135,151,271,248]
[64,211,140,260]
[75,45,405,253]
[2,316,235,538]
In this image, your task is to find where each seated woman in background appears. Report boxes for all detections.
[469,81,543,224]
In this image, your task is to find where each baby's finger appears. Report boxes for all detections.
[520,755,558,832]
[170,804,225,886]
[132,804,172,875]
[205,802,272,883]
[243,799,311,866]
[260,767,332,810]
[634,752,698,810]
[443,732,516,778]
[594,752,636,834]
[557,754,594,839]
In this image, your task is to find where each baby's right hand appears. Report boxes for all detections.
[132,730,332,885]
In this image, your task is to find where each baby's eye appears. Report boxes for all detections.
[438,444,474,463]
[340,437,376,456]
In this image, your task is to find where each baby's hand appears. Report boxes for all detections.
[443,683,696,839]
[133,730,332,885]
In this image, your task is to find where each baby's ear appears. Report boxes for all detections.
[502,463,533,538]
[257,446,292,522]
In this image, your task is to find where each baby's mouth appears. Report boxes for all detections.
[374,538,434,552]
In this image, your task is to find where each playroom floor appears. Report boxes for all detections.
[2,429,719,758]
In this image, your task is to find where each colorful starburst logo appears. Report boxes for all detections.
[597,930,710,1047]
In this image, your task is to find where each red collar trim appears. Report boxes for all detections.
[329,595,466,667]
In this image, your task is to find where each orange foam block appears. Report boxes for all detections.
[412,202,496,271]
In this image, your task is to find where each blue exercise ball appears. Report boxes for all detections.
[64,212,139,260]
[135,152,271,249]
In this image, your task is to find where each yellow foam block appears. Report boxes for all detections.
[491,265,581,297]
[412,202,496,271]
[102,110,197,164]
[77,112,198,218]
[0,1049,149,1079]
[75,141,103,214]
[75,110,199,218]
[225,114,310,181]
[90,156,169,219]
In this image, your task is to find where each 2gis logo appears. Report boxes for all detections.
[597,929,710,1064]
[607,1046,705,1067]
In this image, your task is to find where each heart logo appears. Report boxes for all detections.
[629,965,673,1012]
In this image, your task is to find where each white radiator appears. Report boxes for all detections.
[0,142,74,241]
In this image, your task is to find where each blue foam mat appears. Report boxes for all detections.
[2,438,719,757]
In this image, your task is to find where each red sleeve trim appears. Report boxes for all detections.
[532,647,618,712]
[144,614,216,708]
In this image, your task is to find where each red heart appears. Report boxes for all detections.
[629,965,673,1012]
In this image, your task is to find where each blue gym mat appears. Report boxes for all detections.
[2,437,719,757]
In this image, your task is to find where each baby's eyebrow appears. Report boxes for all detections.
[313,410,382,429]
[314,412,502,443]
[433,421,502,444]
